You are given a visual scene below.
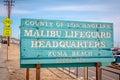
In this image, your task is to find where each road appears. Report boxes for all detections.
[0,43,1,48]
[0,44,7,61]
[0,44,9,80]
[64,66,120,80]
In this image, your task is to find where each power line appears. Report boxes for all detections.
[4,0,15,6]
[4,0,15,18]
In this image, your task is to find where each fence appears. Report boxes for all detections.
[100,67,120,80]
[60,67,120,80]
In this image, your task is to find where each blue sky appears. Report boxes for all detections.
[0,0,120,45]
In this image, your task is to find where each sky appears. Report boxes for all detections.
[0,0,120,46]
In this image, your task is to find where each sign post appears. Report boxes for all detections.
[3,17,12,60]
[96,62,101,80]
[26,68,29,80]
[84,67,88,80]
[36,64,40,80]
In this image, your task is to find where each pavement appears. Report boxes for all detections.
[0,44,9,80]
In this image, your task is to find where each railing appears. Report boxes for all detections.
[62,67,79,78]
[60,66,120,80]
[101,67,120,80]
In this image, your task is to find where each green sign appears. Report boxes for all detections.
[20,18,114,68]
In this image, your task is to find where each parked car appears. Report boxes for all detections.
[114,55,120,65]
[117,50,120,55]
[112,48,120,65]
[1,40,7,44]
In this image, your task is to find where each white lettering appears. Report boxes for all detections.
[72,51,92,56]
[31,40,107,48]
[24,30,33,36]
[48,51,67,57]
[24,20,54,27]
[31,40,38,48]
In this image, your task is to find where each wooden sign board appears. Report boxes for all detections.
[20,18,114,68]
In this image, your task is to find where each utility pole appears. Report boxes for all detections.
[4,0,15,60]
[4,0,15,46]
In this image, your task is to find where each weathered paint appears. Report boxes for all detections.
[20,18,114,68]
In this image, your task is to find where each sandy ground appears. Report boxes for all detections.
[6,44,78,80]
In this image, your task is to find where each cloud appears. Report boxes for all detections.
[43,5,108,12]
[12,9,34,14]
[98,17,120,27]
[0,4,34,16]
[0,5,7,16]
